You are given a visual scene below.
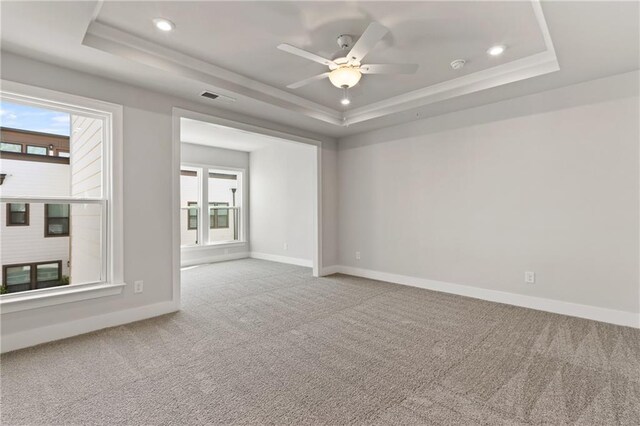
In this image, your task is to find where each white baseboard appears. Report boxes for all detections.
[250,252,313,268]
[181,251,249,267]
[1,300,179,353]
[334,265,640,329]
[320,265,341,276]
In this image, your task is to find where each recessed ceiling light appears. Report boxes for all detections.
[487,45,506,56]
[153,18,175,32]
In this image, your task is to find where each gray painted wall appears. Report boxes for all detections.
[0,52,337,340]
[337,71,640,314]
[250,141,316,263]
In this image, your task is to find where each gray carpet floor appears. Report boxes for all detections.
[1,258,639,425]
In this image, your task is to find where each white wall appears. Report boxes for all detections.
[250,140,316,265]
[0,52,336,350]
[338,71,640,320]
[180,143,249,266]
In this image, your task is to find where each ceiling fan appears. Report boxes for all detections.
[277,22,418,105]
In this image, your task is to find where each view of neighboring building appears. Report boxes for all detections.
[0,102,104,294]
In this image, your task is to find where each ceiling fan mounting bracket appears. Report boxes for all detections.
[336,34,353,50]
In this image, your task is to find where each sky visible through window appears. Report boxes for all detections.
[0,101,70,136]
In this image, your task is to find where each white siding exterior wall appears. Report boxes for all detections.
[0,203,70,278]
[69,115,103,284]
[0,159,71,283]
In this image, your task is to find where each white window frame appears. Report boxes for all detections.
[0,80,124,314]
[180,163,246,249]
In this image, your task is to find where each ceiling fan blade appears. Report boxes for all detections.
[347,22,389,63]
[360,63,419,74]
[277,44,336,67]
[286,72,330,89]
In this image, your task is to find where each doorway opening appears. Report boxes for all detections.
[171,109,322,305]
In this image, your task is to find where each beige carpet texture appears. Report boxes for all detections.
[1,259,639,425]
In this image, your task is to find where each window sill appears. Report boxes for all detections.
[181,241,247,251]
[0,282,126,314]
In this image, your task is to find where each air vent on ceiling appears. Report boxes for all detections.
[200,91,236,103]
[201,91,219,100]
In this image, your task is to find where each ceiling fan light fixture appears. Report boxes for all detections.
[329,66,362,89]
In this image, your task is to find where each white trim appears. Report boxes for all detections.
[0,282,125,314]
[319,265,340,276]
[181,251,249,268]
[333,266,640,329]
[173,108,323,148]
[171,108,182,309]
[250,252,313,268]
[181,241,248,251]
[313,144,321,277]
[1,300,178,354]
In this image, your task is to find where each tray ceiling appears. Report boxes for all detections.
[85,0,558,127]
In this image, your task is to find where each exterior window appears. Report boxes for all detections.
[26,145,47,155]
[6,203,29,226]
[187,202,198,230]
[3,264,31,293]
[36,262,61,284]
[45,204,70,237]
[209,202,229,229]
[181,166,242,246]
[0,142,22,153]
[2,261,64,294]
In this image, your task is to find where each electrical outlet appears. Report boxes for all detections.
[524,271,535,284]
[134,280,144,294]
[355,251,361,260]
[283,242,288,250]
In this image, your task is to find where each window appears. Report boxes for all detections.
[6,203,29,226]
[180,165,242,246]
[0,87,122,301]
[26,145,47,155]
[209,202,229,229]
[187,202,198,230]
[1,142,22,153]
[2,261,64,294]
[45,204,70,237]
[208,171,240,243]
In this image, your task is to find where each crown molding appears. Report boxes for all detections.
[83,0,557,128]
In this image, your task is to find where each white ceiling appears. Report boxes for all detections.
[181,117,301,152]
[0,1,638,138]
